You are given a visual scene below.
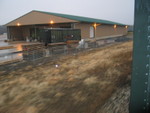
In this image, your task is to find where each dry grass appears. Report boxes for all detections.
[0,41,133,113]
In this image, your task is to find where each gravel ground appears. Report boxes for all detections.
[97,84,130,113]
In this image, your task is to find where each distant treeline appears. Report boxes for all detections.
[0,26,7,34]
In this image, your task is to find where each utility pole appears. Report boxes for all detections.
[130,0,150,113]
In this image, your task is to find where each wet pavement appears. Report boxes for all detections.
[0,39,40,63]
[0,41,23,63]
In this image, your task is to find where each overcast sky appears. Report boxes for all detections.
[0,0,134,25]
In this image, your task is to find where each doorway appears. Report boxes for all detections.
[90,26,94,38]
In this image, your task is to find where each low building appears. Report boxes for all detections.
[5,10,128,41]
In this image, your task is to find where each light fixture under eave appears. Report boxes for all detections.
[114,24,117,29]
[94,23,97,27]
[17,23,21,26]
[93,23,97,29]
[125,25,128,29]
[50,20,54,24]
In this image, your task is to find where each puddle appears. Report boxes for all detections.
[0,42,23,63]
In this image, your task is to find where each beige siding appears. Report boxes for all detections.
[75,23,92,39]
[95,24,127,37]
[75,23,127,39]
[6,11,78,26]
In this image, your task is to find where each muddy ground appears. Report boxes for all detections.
[0,41,132,113]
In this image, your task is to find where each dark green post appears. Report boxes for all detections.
[130,0,150,113]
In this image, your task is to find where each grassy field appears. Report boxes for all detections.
[0,41,133,113]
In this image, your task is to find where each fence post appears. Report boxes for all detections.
[130,0,150,113]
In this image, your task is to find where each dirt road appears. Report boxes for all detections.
[0,41,132,113]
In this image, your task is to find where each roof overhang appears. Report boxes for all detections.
[6,11,78,26]
[5,10,126,27]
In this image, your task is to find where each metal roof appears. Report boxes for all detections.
[5,10,125,26]
[35,10,124,25]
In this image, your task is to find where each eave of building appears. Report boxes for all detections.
[5,11,78,26]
